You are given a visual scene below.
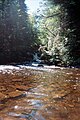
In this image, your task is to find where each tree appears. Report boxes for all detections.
[35,0,80,66]
[52,0,79,66]
[35,0,62,65]
[0,0,38,64]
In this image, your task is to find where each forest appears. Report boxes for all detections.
[0,0,79,67]
[0,1,80,120]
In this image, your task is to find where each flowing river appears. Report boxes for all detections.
[0,65,80,120]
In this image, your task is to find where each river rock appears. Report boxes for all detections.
[0,92,7,100]
[7,90,24,98]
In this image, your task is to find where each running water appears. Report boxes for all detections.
[0,65,80,120]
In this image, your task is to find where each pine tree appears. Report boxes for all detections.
[0,0,37,64]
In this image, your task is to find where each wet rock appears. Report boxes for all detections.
[7,90,24,98]
[0,86,6,92]
[0,92,7,100]
[38,64,44,67]
[16,85,30,91]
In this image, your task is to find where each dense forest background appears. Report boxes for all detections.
[0,0,79,66]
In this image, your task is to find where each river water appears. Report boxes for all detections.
[0,65,80,120]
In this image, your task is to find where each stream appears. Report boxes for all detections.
[0,65,80,120]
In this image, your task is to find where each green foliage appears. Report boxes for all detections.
[35,0,63,65]
[34,0,79,66]
[0,0,79,66]
[0,0,38,64]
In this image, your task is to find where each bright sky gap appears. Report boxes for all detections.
[25,0,42,14]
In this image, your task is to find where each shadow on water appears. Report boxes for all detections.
[0,66,80,120]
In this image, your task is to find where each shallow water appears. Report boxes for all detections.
[0,66,80,120]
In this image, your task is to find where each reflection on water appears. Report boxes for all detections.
[0,67,80,120]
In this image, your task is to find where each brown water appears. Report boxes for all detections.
[0,67,80,120]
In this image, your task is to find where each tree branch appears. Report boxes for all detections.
[41,13,60,18]
[44,25,56,37]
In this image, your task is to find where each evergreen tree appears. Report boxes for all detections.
[36,0,62,65]
[52,0,79,66]
[36,0,80,66]
[0,0,37,64]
